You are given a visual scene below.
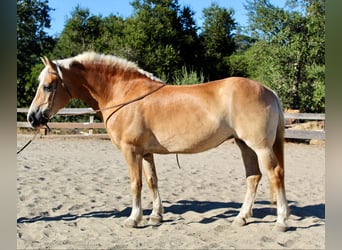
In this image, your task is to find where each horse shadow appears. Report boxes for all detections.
[17,200,325,230]
[17,200,238,224]
[17,208,131,224]
[162,200,241,224]
[243,201,325,231]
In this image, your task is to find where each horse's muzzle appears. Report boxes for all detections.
[27,109,49,128]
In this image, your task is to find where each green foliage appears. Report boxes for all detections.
[94,15,127,56]
[227,53,250,77]
[173,66,204,85]
[299,65,325,112]
[53,6,102,57]
[200,3,236,80]
[239,0,325,112]
[123,0,199,82]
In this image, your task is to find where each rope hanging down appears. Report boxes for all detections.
[17,130,39,155]
[17,125,51,155]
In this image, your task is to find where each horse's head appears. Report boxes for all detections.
[27,57,72,128]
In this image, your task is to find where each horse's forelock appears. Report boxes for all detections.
[38,66,49,86]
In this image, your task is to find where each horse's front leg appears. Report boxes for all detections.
[122,145,143,228]
[143,153,163,225]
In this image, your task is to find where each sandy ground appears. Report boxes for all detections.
[17,134,325,249]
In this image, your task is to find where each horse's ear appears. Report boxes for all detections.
[41,56,55,69]
[40,57,47,66]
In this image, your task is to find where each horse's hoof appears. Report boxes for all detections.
[148,214,163,226]
[124,218,138,228]
[232,217,247,227]
[273,224,287,232]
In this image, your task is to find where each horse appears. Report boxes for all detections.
[27,51,290,231]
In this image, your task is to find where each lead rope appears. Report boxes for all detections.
[17,131,39,155]
[17,125,52,155]
[103,83,167,127]
[176,154,181,169]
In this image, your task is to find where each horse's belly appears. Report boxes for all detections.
[152,126,235,154]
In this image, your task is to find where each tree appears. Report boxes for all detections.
[227,32,257,77]
[243,0,325,112]
[17,0,55,107]
[53,6,102,58]
[177,6,201,73]
[298,0,325,112]
[200,3,236,80]
[94,15,127,57]
[123,0,199,82]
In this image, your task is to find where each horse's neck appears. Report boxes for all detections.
[64,66,102,111]
[69,65,158,112]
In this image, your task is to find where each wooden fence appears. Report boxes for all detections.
[17,108,325,140]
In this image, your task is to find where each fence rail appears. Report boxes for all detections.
[17,108,325,140]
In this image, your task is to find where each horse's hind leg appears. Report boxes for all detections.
[233,138,262,227]
[143,153,163,225]
[253,145,289,231]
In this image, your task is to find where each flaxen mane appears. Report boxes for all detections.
[58,51,164,83]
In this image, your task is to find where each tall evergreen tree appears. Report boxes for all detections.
[200,3,236,80]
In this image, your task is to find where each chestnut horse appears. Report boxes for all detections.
[27,52,289,231]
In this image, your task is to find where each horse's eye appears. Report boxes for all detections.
[43,84,54,92]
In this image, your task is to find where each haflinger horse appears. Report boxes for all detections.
[27,51,290,231]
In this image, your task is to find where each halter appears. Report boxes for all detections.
[41,63,72,121]
[55,62,72,98]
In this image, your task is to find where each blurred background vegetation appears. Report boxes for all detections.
[17,0,325,114]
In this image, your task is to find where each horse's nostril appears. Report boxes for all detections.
[27,110,49,128]
[27,112,38,128]
[28,113,32,123]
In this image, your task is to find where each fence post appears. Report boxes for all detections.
[40,128,47,136]
[89,115,94,135]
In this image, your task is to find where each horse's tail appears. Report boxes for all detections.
[270,95,285,207]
